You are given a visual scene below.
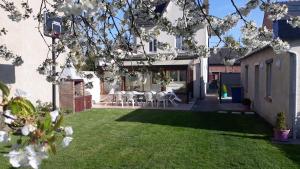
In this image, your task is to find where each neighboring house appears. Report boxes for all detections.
[100,0,209,103]
[0,1,64,105]
[208,48,241,86]
[240,1,300,139]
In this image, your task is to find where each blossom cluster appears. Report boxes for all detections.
[1,0,299,86]
[0,82,73,169]
[288,16,300,28]
[1,109,74,169]
[0,45,24,66]
[260,2,288,21]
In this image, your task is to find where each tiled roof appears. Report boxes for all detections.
[154,1,169,14]
[209,48,241,65]
[282,1,300,16]
[135,1,170,27]
[263,1,300,29]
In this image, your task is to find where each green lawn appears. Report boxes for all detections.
[1,109,300,169]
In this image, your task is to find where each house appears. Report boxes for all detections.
[99,0,209,103]
[240,1,300,139]
[208,48,241,90]
[0,1,64,105]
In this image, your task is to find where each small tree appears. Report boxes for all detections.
[276,112,287,130]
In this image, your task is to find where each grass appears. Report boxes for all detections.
[1,109,300,169]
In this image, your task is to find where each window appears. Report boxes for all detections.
[152,71,160,84]
[245,65,248,92]
[179,70,187,81]
[149,38,157,52]
[176,36,186,50]
[266,60,273,97]
[168,70,186,82]
[170,71,178,81]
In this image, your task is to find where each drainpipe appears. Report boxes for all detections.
[288,50,298,140]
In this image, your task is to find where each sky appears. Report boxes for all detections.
[209,0,264,47]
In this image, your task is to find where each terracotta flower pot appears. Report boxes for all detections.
[273,129,290,142]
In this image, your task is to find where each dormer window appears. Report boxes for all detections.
[149,38,157,52]
[176,36,186,50]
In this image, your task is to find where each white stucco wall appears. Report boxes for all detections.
[0,1,65,105]
[82,71,101,104]
[133,0,208,99]
[136,1,207,55]
[241,48,291,127]
[289,40,300,136]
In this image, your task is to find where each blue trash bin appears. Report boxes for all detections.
[231,87,242,103]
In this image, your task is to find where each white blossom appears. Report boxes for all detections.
[260,3,288,21]
[224,59,236,66]
[62,137,73,148]
[14,88,28,98]
[271,38,290,54]
[25,145,48,169]
[4,110,17,120]
[0,131,10,143]
[288,16,300,28]
[4,117,14,124]
[2,109,14,125]
[64,126,73,136]
[5,145,48,169]
[5,150,28,168]
[50,110,59,122]
[21,124,36,136]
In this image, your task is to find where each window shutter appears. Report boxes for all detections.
[153,39,157,52]
[149,41,153,52]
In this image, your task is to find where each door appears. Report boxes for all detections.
[254,65,260,110]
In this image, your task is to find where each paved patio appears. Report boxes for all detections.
[93,102,195,111]
[93,93,251,112]
[192,93,251,112]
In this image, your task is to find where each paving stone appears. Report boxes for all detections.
[245,111,255,115]
[217,111,228,114]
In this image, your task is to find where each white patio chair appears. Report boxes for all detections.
[144,92,154,107]
[104,94,115,106]
[126,91,135,107]
[167,94,178,107]
[156,92,166,108]
[115,91,124,107]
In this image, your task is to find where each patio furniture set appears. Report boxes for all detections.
[105,91,182,108]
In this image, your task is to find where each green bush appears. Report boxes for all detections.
[242,98,252,106]
[222,84,228,94]
[36,100,52,116]
[276,112,287,130]
[60,108,73,115]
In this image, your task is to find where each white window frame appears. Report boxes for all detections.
[175,36,185,51]
[169,70,186,82]
[245,65,249,93]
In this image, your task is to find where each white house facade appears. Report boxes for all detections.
[0,1,64,105]
[240,1,300,139]
[101,0,209,103]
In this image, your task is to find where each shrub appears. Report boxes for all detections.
[222,84,228,94]
[36,100,52,112]
[276,112,288,130]
[242,98,252,106]
[61,108,73,115]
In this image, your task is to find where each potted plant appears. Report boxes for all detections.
[274,112,290,142]
[222,84,228,98]
[242,98,252,109]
